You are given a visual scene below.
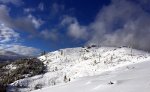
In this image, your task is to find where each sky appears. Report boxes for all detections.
[0,0,150,56]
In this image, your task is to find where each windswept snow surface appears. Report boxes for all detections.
[33,58,150,92]
[8,47,150,92]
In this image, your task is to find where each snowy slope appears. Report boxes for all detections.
[8,46,150,92]
[33,58,150,92]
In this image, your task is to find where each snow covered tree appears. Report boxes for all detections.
[64,75,67,82]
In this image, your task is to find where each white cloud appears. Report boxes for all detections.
[0,5,42,33]
[0,24,40,56]
[68,22,88,40]
[0,24,20,43]
[38,2,44,11]
[61,16,76,25]
[0,0,23,5]
[24,8,35,13]
[28,14,43,29]
[60,0,150,51]
[87,0,150,51]
[61,16,88,40]
[51,3,65,15]
[0,5,43,56]
[0,44,41,56]
[40,29,59,41]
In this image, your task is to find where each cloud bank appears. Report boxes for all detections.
[0,24,19,43]
[62,0,150,51]
[61,16,88,40]
[88,0,150,51]
[0,25,41,56]
[0,4,42,56]
[0,5,42,33]
[0,0,22,5]
[0,44,41,56]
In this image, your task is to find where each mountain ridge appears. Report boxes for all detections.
[0,50,24,62]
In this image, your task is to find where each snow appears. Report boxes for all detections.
[33,58,150,92]
[8,46,150,92]
[5,64,17,70]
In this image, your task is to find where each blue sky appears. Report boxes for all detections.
[0,0,150,56]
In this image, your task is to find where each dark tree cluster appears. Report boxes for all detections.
[0,58,46,92]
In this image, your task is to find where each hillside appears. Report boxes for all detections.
[33,58,150,92]
[0,58,45,92]
[7,46,150,92]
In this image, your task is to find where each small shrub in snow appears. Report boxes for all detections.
[64,75,71,83]
[68,78,71,82]
[108,81,114,85]
[94,60,97,65]
[34,84,43,90]
[64,75,67,83]
[60,50,63,55]
[82,57,89,60]
[49,80,56,86]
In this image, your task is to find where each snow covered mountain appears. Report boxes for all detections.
[33,58,150,92]
[0,50,23,62]
[8,46,150,92]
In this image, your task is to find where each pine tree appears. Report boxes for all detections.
[41,51,46,56]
